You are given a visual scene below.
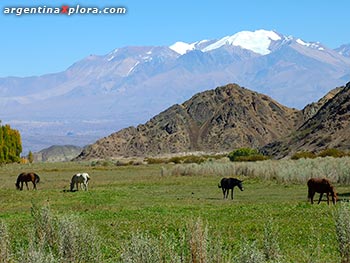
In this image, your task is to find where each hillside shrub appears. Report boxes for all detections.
[318,148,347,158]
[291,151,317,160]
[145,157,167,164]
[228,148,267,162]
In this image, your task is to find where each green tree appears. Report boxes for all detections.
[28,150,34,164]
[0,121,22,164]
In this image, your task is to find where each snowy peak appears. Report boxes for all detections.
[295,38,325,51]
[169,40,211,55]
[203,29,281,55]
[170,29,282,55]
[169,29,337,56]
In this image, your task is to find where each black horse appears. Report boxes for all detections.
[218,177,244,199]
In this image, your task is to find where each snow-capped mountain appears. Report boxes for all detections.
[1,29,350,152]
[170,29,283,55]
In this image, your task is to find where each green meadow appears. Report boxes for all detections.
[0,160,349,262]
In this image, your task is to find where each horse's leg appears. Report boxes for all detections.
[318,193,324,204]
[85,182,88,191]
[25,182,29,190]
[20,182,23,191]
[310,191,315,204]
[33,181,36,190]
[326,193,330,205]
[231,188,234,200]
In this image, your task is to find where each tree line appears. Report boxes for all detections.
[0,121,22,164]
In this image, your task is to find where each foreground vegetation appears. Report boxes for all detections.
[0,159,350,262]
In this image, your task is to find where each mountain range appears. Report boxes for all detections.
[76,82,350,160]
[1,29,349,152]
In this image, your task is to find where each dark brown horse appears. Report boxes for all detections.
[307,178,337,205]
[15,172,40,190]
[218,177,244,199]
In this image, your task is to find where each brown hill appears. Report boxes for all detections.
[76,84,302,160]
[263,82,350,157]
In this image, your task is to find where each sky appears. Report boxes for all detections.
[1,0,349,77]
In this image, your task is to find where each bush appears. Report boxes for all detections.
[145,158,167,164]
[291,151,317,160]
[228,148,267,162]
[318,148,347,158]
[168,155,206,164]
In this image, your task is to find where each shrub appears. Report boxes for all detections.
[228,148,266,162]
[318,148,346,158]
[234,155,269,162]
[291,151,317,160]
[145,158,167,164]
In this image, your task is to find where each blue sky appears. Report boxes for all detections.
[1,0,349,77]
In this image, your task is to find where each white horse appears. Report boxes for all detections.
[70,173,90,191]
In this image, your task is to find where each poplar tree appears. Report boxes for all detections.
[0,121,22,164]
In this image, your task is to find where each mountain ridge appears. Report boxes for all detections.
[76,83,303,160]
[1,29,349,152]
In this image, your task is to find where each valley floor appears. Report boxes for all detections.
[0,161,347,262]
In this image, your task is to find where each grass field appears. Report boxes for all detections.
[0,160,349,262]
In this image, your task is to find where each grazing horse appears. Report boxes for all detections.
[218,177,244,199]
[70,173,90,191]
[15,172,40,190]
[307,178,337,205]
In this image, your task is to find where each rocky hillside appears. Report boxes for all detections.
[263,82,350,157]
[76,84,302,160]
[34,145,82,162]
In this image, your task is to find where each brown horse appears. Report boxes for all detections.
[15,172,40,190]
[307,178,337,205]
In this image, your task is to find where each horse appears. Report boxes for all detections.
[307,178,337,205]
[70,173,90,191]
[15,172,40,190]
[218,177,244,199]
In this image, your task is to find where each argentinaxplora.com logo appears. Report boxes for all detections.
[3,5,127,16]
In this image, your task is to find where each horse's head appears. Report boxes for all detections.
[70,181,75,191]
[15,182,20,190]
[237,180,244,191]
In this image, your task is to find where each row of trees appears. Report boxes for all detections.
[0,121,22,164]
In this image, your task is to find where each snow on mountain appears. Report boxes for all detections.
[202,29,281,55]
[296,39,325,50]
[169,41,195,55]
[169,40,211,55]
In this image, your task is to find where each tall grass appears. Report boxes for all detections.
[120,218,287,263]
[164,157,350,184]
[334,203,350,263]
[2,204,102,263]
[0,221,11,263]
